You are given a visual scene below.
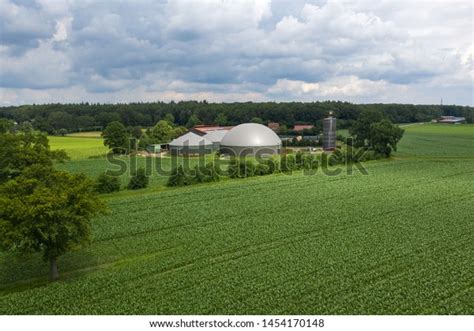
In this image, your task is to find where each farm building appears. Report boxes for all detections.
[190,125,234,136]
[204,130,228,149]
[169,132,213,155]
[268,122,280,131]
[146,144,162,153]
[220,123,282,156]
[437,116,466,124]
[293,124,314,132]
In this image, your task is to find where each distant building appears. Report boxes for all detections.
[293,124,314,132]
[268,122,280,131]
[146,144,162,153]
[169,132,214,156]
[437,116,466,124]
[204,130,228,149]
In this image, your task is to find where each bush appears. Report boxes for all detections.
[95,173,121,193]
[167,165,193,187]
[127,167,149,189]
[194,163,220,183]
[280,154,297,172]
[255,163,270,176]
[228,159,256,178]
[295,151,304,168]
[301,153,318,170]
[320,150,341,167]
[263,157,280,174]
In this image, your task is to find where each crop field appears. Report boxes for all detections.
[396,124,474,158]
[0,124,472,314]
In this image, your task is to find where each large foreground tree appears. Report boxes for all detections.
[0,165,106,281]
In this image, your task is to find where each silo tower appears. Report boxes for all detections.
[323,111,336,151]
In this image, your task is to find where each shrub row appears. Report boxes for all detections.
[167,163,221,187]
[166,152,320,187]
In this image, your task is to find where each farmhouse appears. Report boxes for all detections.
[293,124,314,132]
[268,122,280,131]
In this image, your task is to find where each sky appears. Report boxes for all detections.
[0,0,472,106]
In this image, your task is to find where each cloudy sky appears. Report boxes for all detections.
[0,0,472,106]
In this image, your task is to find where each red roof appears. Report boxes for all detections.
[293,124,314,132]
[268,122,280,131]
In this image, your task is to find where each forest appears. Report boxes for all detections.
[0,101,472,134]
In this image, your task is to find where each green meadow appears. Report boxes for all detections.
[0,124,473,314]
[49,135,108,160]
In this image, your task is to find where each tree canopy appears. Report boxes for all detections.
[350,110,404,157]
[0,101,471,135]
[0,165,106,280]
[102,121,130,154]
[368,119,405,157]
[0,128,105,281]
[139,120,186,148]
[0,130,68,183]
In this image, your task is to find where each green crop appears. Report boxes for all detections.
[0,124,472,314]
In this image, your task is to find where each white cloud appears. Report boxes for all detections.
[0,0,472,105]
[0,40,71,88]
[53,16,73,42]
[267,76,397,101]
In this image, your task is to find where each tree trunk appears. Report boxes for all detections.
[50,257,59,281]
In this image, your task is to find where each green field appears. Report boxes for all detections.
[0,124,473,314]
[396,124,474,158]
[49,136,108,160]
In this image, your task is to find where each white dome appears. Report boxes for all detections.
[220,123,281,147]
[169,132,212,147]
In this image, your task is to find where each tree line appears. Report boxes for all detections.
[0,101,472,134]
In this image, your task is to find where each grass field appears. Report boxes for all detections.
[49,136,108,160]
[0,124,473,314]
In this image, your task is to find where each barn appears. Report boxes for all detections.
[169,132,213,156]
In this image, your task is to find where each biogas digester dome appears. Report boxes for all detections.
[220,123,282,156]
